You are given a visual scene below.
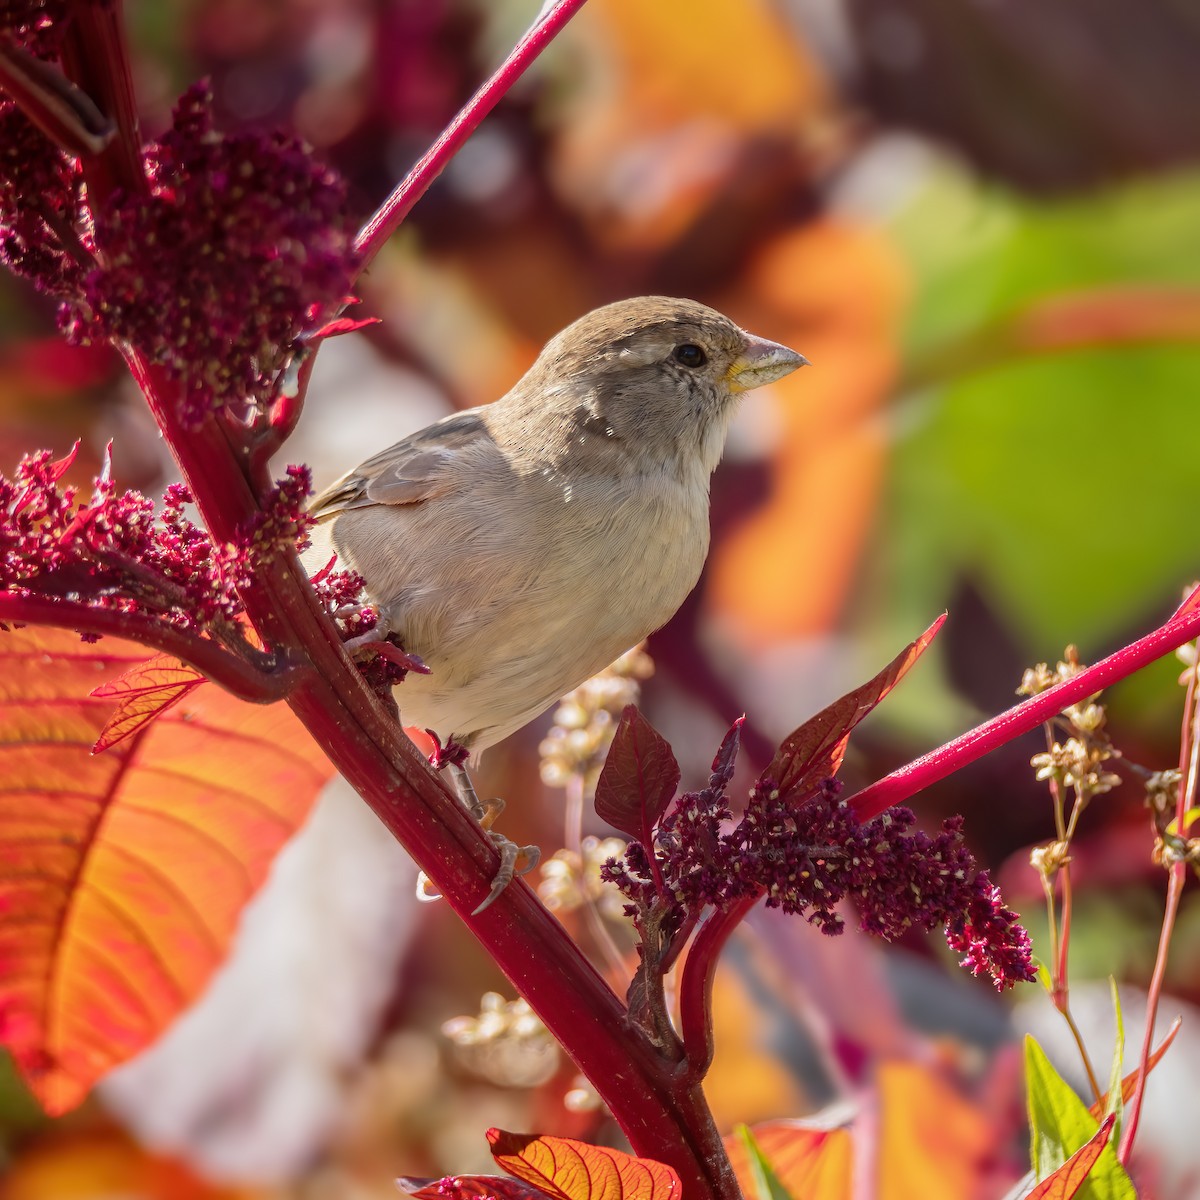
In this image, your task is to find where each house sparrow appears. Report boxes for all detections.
[307,296,806,754]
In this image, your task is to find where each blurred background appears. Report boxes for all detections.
[3,0,1200,1196]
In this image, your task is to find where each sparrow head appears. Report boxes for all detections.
[514,296,808,475]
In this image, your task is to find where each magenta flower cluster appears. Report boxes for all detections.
[0,442,414,695]
[0,0,66,56]
[0,34,358,427]
[0,445,311,636]
[603,731,1035,991]
[0,98,83,299]
[65,84,358,424]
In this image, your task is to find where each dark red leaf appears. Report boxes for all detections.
[400,1176,554,1200]
[1174,582,1200,621]
[309,314,381,340]
[594,705,680,842]
[761,615,945,802]
[708,717,743,793]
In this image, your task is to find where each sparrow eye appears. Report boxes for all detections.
[672,343,707,369]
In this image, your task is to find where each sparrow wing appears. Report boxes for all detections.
[308,409,492,521]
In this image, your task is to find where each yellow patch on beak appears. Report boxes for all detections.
[725,334,809,394]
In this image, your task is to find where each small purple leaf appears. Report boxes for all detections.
[760,615,945,803]
[708,716,743,794]
[594,705,680,843]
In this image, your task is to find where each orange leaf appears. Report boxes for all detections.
[762,615,945,800]
[89,654,207,752]
[1026,1115,1116,1200]
[724,1121,852,1200]
[487,1130,682,1200]
[0,626,335,1114]
[876,1062,992,1200]
[705,221,910,647]
[0,1126,265,1200]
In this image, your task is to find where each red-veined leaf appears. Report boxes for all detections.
[761,615,945,801]
[0,626,336,1114]
[487,1129,682,1200]
[89,654,207,752]
[1026,1115,1116,1200]
[594,706,680,843]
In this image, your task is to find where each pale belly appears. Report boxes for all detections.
[312,466,710,750]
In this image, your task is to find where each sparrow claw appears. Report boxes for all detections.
[343,625,431,674]
[343,622,389,652]
[416,871,442,903]
[472,834,541,915]
[413,761,540,913]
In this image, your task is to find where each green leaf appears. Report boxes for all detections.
[734,1125,796,1200]
[1103,980,1124,1134]
[1025,1036,1137,1200]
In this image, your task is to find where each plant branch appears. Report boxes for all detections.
[847,591,1200,820]
[59,0,144,203]
[0,592,301,702]
[678,894,761,1078]
[0,37,113,156]
[1120,639,1200,1163]
[352,0,590,271]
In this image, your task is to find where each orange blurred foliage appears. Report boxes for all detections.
[707,219,910,647]
[725,1061,995,1200]
[0,1126,266,1200]
[0,628,335,1114]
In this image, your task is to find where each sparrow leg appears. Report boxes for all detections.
[447,763,540,914]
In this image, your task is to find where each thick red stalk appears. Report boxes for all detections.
[353,0,591,270]
[0,593,300,702]
[0,39,113,155]
[678,894,761,1077]
[847,596,1200,820]
[50,11,740,1195]
[59,0,144,202]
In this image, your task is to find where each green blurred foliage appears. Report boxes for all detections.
[866,166,1200,738]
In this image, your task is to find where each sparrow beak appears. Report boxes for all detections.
[726,334,809,394]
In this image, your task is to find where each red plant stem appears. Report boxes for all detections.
[0,593,301,702]
[352,0,590,271]
[1120,867,1184,1163]
[0,39,113,155]
[59,0,144,202]
[1055,868,1072,1009]
[847,598,1200,820]
[1120,641,1200,1163]
[678,893,761,1077]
